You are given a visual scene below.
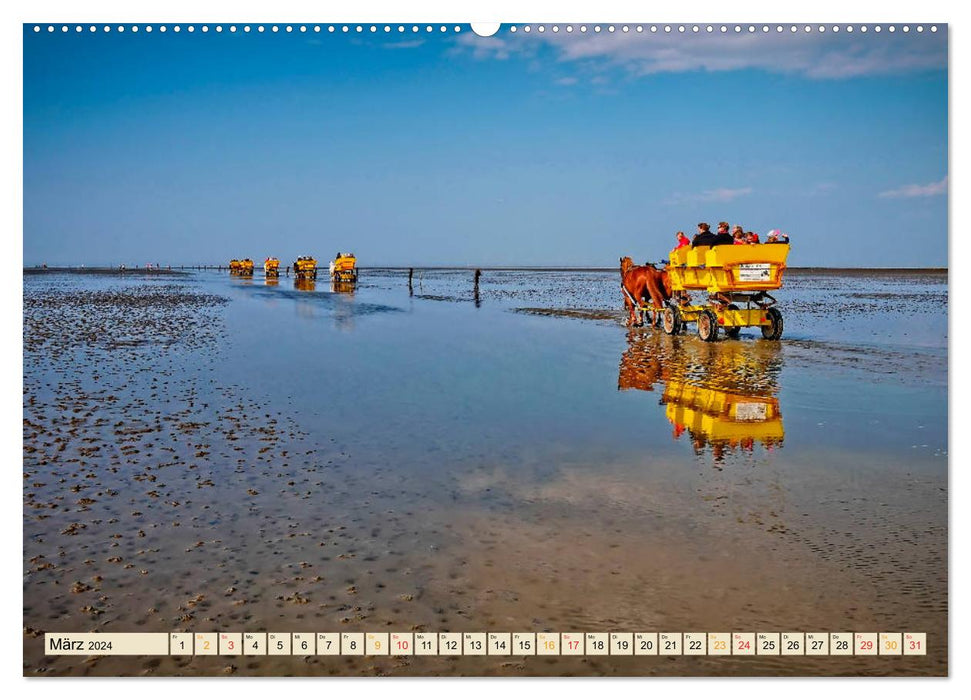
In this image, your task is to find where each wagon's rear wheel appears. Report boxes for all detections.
[663,306,683,335]
[725,304,741,339]
[761,307,784,340]
[697,309,719,342]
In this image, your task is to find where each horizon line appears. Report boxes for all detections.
[22,264,949,273]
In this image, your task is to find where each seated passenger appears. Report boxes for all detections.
[733,230,746,245]
[691,222,714,247]
[675,231,691,249]
[692,222,733,247]
[692,221,735,247]
[746,231,760,244]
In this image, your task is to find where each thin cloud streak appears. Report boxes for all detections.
[669,187,753,204]
[382,39,426,50]
[453,29,947,80]
[878,176,948,198]
[450,33,521,61]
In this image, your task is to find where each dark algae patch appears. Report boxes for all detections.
[24,285,228,353]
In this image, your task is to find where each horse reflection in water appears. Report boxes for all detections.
[618,330,785,466]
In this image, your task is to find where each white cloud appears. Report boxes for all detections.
[878,176,948,199]
[450,33,519,61]
[554,76,578,86]
[669,187,753,204]
[382,39,426,50]
[452,29,946,80]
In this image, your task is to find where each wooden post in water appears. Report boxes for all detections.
[474,269,481,308]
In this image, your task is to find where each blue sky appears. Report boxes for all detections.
[23,24,948,267]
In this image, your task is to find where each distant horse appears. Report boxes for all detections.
[620,256,672,327]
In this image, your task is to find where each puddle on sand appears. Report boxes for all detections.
[24,269,946,676]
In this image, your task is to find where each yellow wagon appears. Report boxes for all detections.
[660,244,790,341]
[293,256,318,279]
[237,258,254,276]
[264,257,280,277]
[330,253,358,283]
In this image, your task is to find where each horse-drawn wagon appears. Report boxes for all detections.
[665,244,788,341]
[229,258,254,276]
[623,243,789,341]
[329,253,357,283]
[293,256,318,279]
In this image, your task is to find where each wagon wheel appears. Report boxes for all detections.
[724,304,741,339]
[662,306,683,335]
[761,307,784,340]
[697,309,719,342]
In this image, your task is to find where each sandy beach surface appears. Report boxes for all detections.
[23,267,947,676]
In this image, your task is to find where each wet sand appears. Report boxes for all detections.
[23,269,947,676]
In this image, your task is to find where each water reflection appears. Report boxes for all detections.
[264,277,279,287]
[294,277,316,292]
[663,381,784,463]
[330,280,356,295]
[619,330,784,464]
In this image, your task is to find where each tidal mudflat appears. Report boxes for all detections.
[23,268,946,676]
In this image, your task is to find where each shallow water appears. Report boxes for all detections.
[23,268,947,676]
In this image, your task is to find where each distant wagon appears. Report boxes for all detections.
[264,257,280,277]
[329,252,358,283]
[293,256,318,279]
[236,258,254,276]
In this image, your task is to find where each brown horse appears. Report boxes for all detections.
[620,256,672,326]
